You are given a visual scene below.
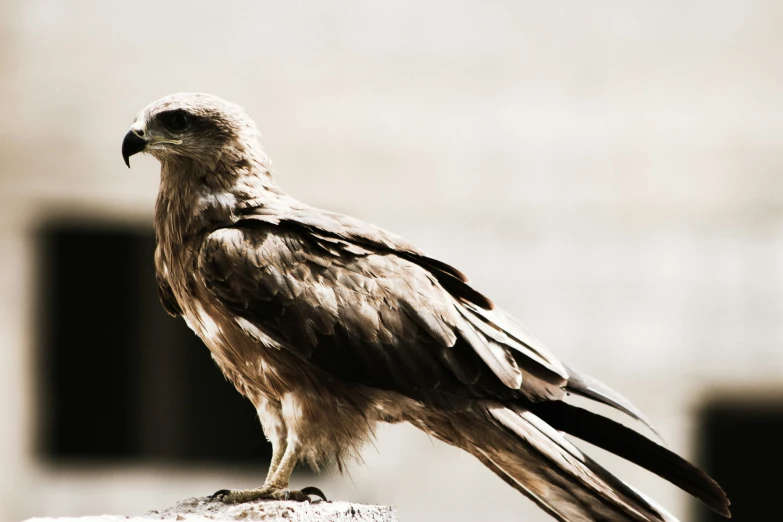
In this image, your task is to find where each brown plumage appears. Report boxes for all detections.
[122,93,730,521]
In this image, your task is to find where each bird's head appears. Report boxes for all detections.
[122,93,261,169]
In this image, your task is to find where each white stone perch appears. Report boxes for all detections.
[24,497,398,522]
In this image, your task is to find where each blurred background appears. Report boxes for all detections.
[1,1,781,521]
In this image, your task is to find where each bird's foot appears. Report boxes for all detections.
[209,485,328,504]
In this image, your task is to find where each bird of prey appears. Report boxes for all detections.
[122,93,730,521]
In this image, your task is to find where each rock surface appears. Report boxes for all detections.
[25,497,398,522]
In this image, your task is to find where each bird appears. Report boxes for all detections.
[122,93,730,522]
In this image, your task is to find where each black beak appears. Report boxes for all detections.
[122,130,148,168]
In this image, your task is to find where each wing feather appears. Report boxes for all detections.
[204,211,652,426]
[199,222,556,403]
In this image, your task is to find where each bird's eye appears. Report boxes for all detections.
[160,110,190,133]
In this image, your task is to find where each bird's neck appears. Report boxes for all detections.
[154,153,285,262]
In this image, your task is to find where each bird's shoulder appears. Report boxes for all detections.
[197,216,451,321]
[226,202,496,309]
[234,201,421,255]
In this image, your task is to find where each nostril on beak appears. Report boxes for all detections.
[135,128,145,137]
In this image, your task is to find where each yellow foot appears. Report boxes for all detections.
[209,486,328,504]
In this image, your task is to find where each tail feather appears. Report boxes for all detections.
[564,364,659,436]
[530,401,731,518]
[476,452,572,522]
[473,404,678,522]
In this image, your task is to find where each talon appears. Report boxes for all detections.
[209,489,231,502]
[205,486,323,504]
[300,486,328,502]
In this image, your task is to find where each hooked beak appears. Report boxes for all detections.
[122,130,148,168]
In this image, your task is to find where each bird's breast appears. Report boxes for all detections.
[180,296,294,405]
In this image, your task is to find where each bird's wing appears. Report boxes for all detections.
[198,217,567,404]
[241,205,658,429]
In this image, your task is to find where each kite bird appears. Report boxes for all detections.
[122,93,730,522]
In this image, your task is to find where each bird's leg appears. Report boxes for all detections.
[263,436,300,490]
[259,397,288,486]
[210,436,327,503]
[264,434,287,485]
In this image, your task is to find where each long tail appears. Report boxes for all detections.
[562,364,659,436]
[446,402,730,521]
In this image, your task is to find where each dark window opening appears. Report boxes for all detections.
[36,223,272,466]
[695,399,783,521]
